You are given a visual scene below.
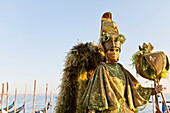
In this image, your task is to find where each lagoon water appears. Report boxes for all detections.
[139,94,170,113]
[1,95,56,113]
[1,94,170,113]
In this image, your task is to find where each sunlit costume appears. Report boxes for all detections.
[55,12,168,113]
[81,12,154,113]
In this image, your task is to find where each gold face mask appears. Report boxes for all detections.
[105,47,120,64]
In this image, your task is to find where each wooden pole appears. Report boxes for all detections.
[6,82,9,113]
[45,84,48,113]
[24,84,27,113]
[151,83,155,113]
[1,83,4,113]
[154,81,159,108]
[14,88,17,113]
[33,80,36,113]
[50,91,53,113]
[157,80,169,113]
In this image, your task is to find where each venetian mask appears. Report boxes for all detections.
[105,47,120,64]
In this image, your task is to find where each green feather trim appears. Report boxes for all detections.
[55,42,104,113]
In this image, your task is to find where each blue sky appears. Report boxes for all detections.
[0,0,170,95]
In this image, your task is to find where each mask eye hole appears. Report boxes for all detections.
[115,48,119,52]
[110,49,114,52]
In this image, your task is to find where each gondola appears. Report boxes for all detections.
[162,101,170,113]
[0,101,15,111]
[35,102,51,113]
[9,104,24,113]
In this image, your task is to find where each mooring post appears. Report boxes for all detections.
[14,88,17,113]
[45,83,48,113]
[33,80,36,113]
[151,83,155,113]
[24,84,27,113]
[1,83,4,113]
[50,91,53,113]
[6,82,9,113]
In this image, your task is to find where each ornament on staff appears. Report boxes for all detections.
[131,43,169,113]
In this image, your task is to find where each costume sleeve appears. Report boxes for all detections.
[122,66,153,111]
[136,87,153,101]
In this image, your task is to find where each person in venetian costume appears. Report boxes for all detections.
[55,12,164,113]
[80,12,164,113]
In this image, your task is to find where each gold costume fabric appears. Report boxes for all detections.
[81,62,153,113]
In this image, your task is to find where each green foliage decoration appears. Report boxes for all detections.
[131,43,169,81]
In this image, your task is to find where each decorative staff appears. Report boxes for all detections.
[132,43,169,113]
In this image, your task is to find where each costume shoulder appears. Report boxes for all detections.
[118,63,140,86]
[96,62,108,70]
[55,42,104,113]
[89,62,108,78]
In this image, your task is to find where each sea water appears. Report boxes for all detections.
[1,95,56,113]
[1,94,170,113]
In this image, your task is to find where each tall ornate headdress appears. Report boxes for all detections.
[100,12,126,52]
